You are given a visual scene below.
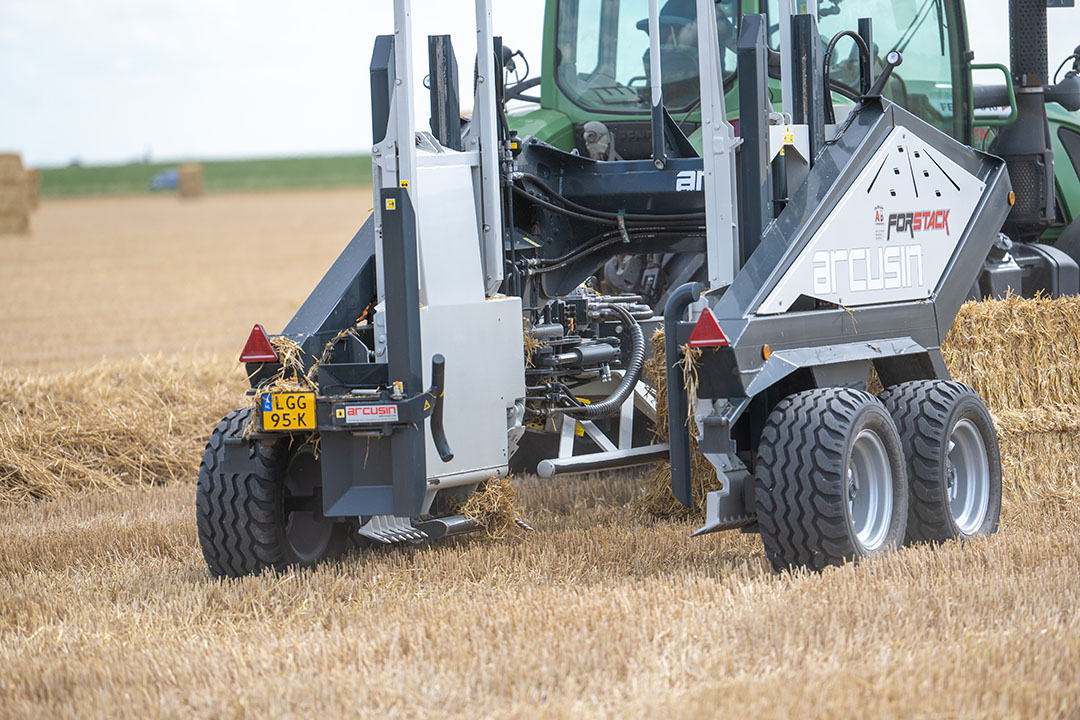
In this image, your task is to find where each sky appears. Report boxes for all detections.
[1,0,1077,168]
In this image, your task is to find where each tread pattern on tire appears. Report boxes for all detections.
[196,408,287,578]
[878,380,1001,543]
[754,388,901,571]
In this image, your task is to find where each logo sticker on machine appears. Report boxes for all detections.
[757,127,986,315]
[343,404,399,424]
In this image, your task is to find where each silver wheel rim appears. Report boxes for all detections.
[947,418,990,535]
[848,429,893,552]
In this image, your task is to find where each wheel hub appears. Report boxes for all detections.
[847,428,893,552]
[946,418,990,534]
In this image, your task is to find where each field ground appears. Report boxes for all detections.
[37,155,372,198]
[1,192,1078,717]
[0,188,371,370]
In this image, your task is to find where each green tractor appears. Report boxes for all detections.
[503,0,1080,301]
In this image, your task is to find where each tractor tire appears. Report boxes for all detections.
[878,380,1002,543]
[196,407,350,578]
[754,388,909,571]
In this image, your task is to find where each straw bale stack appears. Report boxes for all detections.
[0,153,29,234]
[641,296,1080,519]
[178,163,204,199]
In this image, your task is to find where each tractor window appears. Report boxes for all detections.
[556,0,741,114]
[816,0,964,137]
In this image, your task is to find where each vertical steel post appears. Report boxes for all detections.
[791,13,825,161]
[778,0,818,119]
[392,0,418,195]
[857,18,875,93]
[695,0,740,289]
[428,36,462,151]
[647,0,667,169]
[381,188,427,517]
[737,14,772,266]
[475,0,505,294]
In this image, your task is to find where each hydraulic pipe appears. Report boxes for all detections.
[664,282,705,507]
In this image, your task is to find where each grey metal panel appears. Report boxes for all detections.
[692,97,1009,408]
[713,103,894,325]
[321,432,394,517]
[742,337,927,398]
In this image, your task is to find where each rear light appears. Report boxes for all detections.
[687,308,729,348]
[239,324,279,363]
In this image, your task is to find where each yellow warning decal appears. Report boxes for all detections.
[385,198,396,211]
[400,180,409,189]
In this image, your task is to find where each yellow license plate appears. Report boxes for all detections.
[261,392,316,431]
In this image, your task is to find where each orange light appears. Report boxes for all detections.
[1008,191,1016,207]
[762,344,772,360]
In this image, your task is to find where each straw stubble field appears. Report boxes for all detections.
[1,192,1078,718]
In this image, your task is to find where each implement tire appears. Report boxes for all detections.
[196,407,350,578]
[878,380,1002,544]
[754,388,909,571]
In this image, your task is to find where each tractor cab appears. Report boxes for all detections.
[520,0,973,156]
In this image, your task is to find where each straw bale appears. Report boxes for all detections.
[0,153,24,184]
[944,294,1080,411]
[178,163,204,199]
[641,296,1080,518]
[0,184,29,235]
[0,155,30,234]
[25,168,40,210]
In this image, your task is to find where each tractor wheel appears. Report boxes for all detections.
[754,388,909,571]
[196,407,350,578]
[878,380,1002,543]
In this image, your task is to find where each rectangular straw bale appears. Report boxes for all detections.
[178,163,204,198]
[642,296,1080,518]
[994,407,1080,507]
[25,168,40,210]
[0,153,24,183]
[943,295,1080,411]
[0,180,29,235]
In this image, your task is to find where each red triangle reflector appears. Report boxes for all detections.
[239,324,279,363]
[687,308,729,348]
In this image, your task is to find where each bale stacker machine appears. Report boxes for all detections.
[196,0,1074,576]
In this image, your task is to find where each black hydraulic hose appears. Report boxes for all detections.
[526,225,705,275]
[511,184,613,226]
[664,282,706,508]
[552,305,645,420]
[823,30,872,125]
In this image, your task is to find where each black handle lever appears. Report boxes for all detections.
[865,50,903,99]
[429,354,454,463]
